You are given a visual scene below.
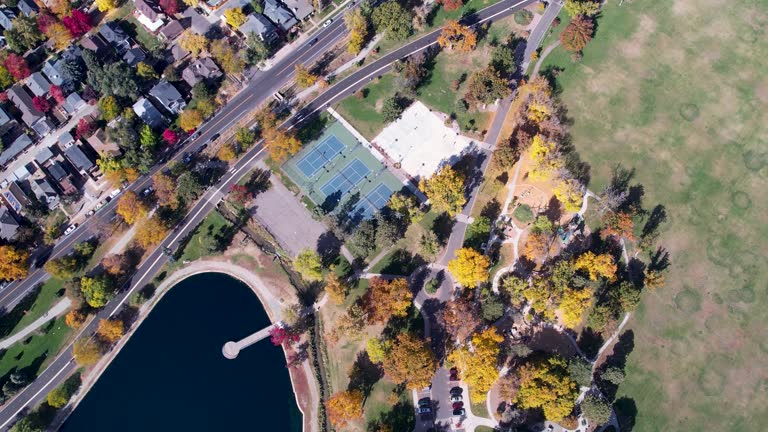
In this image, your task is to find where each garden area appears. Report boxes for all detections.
[179,211,235,262]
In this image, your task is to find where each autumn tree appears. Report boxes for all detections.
[99,95,121,121]
[564,0,600,17]
[116,191,148,224]
[0,245,29,281]
[437,20,477,52]
[263,127,301,162]
[464,67,510,106]
[135,216,169,249]
[179,31,209,57]
[448,328,504,401]
[210,39,245,74]
[3,54,31,80]
[643,269,665,290]
[366,337,388,363]
[32,96,51,113]
[601,211,635,241]
[0,66,13,89]
[529,135,564,180]
[516,355,578,422]
[224,7,247,29]
[162,128,179,145]
[332,303,367,341]
[419,166,466,215]
[439,0,463,11]
[363,277,412,324]
[559,287,594,328]
[45,22,73,50]
[64,310,86,329]
[73,337,102,366]
[447,247,490,287]
[326,390,364,428]
[62,9,92,37]
[382,332,437,389]
[97,318,124,343]
[48,85,65,105]
[50,0,72,17]
[295,248,323,282]
[294,64,318,88]
[553,177,584,213]
[438,296,481,344]
[152,172,179,208]
[560,15,594,53]
[80,276,114,308]
[102,253,130,276]
[43,255,79,279]
[387,192,422,222]
[179,108,204,132]
[136,62,158,80]
[324,272,348,305]
[217,143,236,161]
[344,7,368,54]
[159,0,179,15]
[574,251,617,281]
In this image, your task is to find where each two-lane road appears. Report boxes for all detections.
[0,0,535,428]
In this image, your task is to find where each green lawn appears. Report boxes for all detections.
[538,0,768,429]
[9,279,65,335]
[335,74,397,140]
[0,317,72,381]
[180,211,234,262]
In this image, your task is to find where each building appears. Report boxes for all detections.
[27,72,51,97]
[181,7,212,35]
[31,118,55,138]
[0,134,33,167]
[58,132,75,148]
[167,43,189,63]
[149,81,186,114]
[62,93,86,115]
[240,13,279,43]
[132,97,166,129]
[0,205,19,240]
[159,19,184,42]
[2,181,32,214]
[80,34,111,56]
[86,128,122,157]
[123,46,147,67]
[99,22,132,53]
[134,0,166,32]
[30,177,59,210]
[0,8,16,30]
[182,57,223,87]
[42,59,69,88]
[0,106,11,129]
[64,145,95,174]
[283,0,313,21]
[35,146,54,165]
[16,0,39,16]
[7,85,44,128]
[46,161,77,195]
[263,0,298,32]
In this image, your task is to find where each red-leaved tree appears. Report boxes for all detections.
[32,96,52,113]
[0,92,7,102]
[50,85,66,104]
[62,9,92,37]
[440,0,463,11]
[75,118,93,139]
[158,0,179,15]
[162,128,179,145]
[229,184,253,206]
[269,327,299,346]
[4,54,31,80]
[37,13,58,33]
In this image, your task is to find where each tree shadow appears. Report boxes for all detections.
[367,400,416,432]
[648,247,670,272]
[320,190,343,214]
[432,212,455,245]
[480,198,502,220]
[577,327,604,361]
[0,286,41,339]
[641,204,667,238]
[316,231,342,268]
[347,351,384,401]
[543,195,562,223]
[613,397,637,431]
[245,168,272,197]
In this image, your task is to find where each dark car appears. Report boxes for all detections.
[452,408,465,416]
[450,386,463,395]
[308,37,319,46]
[209,133,220,142]
[418,398,431,408]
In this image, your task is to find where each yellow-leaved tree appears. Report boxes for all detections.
[97,318,124,343]
[0,245,29,281]
[448,328,504,401]
[343,8,368,54]
[381,332,437,389]
[559,287,594,328]
[224,7,247,29]
[447,247,490,288]
[135,216,169,249]
[574,251,617,281]
[516,355,578,422]
[325,390,364,428]
[95,0,118,11]
[73,337,102,366]
[437,20,477,52]
[116,191,148,225]
[294,64,319,88]
[528,135,563,181]
[419,165,466,215]
[363,277,412,323]
[324,273,348,305]
[179,108,204,132]
[553,177,583,213]
[179,31,209,57]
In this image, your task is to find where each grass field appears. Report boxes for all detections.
[0,317,72,381]
[180,211,233,262]
[9,279,64,335]
[539,0,768,429]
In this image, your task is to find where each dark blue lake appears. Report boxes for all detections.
[61,272,302,431]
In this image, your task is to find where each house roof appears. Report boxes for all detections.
[35,146,54,165]
[0,205,19,240]
[7,86,43,127]
[264,0,298,31]
[17,0,39,16]
[47,161,68,181]
[240,13,278,39]
[181,7,212,35]
[31,177,59,209]
[31,118,55,138]
[4,181,32,213]
[0,8,16,30]
[99,22,128,44]
[159,19,184,40]
[134,0,161,22]
[80,34,111,54]
[12,165,30,180]
[42,60,65,86]
[149,81,184,110]
[62,93,86,114]
[58,132,75,147]
[132,97,166,129]
[64,145,95,171]
[123,47,147,66]
[282,0,313,21]
[0,106,11,127]
[0,134,33,166]
[168,43,189,62]
[182,57,223,86]
[27,72,51,97]
[86,128,121,157]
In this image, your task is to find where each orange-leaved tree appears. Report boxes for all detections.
[363,277,412,323]
[382,332,437,389]
[437,20,477,52]
[326,389,364,428]
[559,15,594,53]
[116,191,148,225]
[0,245,29,281]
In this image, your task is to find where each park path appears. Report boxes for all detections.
[0,298,72,350]
[531,40,561,76]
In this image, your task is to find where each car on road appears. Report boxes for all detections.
[323,18,333,27]
[450,394,462,403]
[452,402,463,410]
[141,187,154,197]
[452,408,465,416]
[86,209,95,217]
[450,386,463,395]
[183,152,193,164]
[64,224,77,235]
[418,397,431,408]
[110,188,121,198]
[308,37,319,46]
[449,367,460,381]
[209,133,220,143]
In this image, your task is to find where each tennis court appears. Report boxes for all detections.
[283,120,402,219]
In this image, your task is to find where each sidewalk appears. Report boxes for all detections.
[0,298,72,350]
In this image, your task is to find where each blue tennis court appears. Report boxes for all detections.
[296,135,345,178]
[320,158,370,198]
[355,184,393,218]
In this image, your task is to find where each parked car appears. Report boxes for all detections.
[323,18,333,27]
[110,188,121,198]
[418,398,431,408]
[86,209,95,217]
[141,187,154,197]
[450,387,462,395]
[452,402,463,410]
[449,367,460,381]
[183,152,193,164]
[417,407,431,414]
[450,394,462,403]
[452,408,465,416]
[64,224,77,235]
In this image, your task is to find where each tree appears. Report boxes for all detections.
[294,64,318,88]
[47,384,72,408]
[0,66,13,89]
[581,395,612,425]
[263,127,301,162]
[382,332,437,389]
[179,108,204,131]
[344,7,368,54]
[95,0,118,12]
[560,15,594,53]
[162,128,179,145]
[448,328,504,401]
[36,12,58,34]
[116,191,148,225]
[97,318,124,343]
[387,192,422,222]
[447,247,490,287]
[210,39,245,74]
[73,337,102,366]
[62,9,92,37]
[5,15,44,53]
[491,44,516,74]
[381,96,405,122]
[99,96,121,121]
[49,0,72,17]
[574,252,617,281]
[397,52,429,93]
[363,277,412,323]
[224,7,247,29]
[0,245,29,281]
[149,173,176,209]
[45,22,73,50]
[177,172,202,203]
[347,220,376,257]
[643,269,665,290]
[32,96,51,113]
[65,310,86,329]
[528,135,564,181]
[47,86,65,106]
[326,390,364,428]
[559,287,593,328]
[3,54,31,80]
[464,67,510,106]
[564,0,600,17]
[179,31,209,57]
[440,0,463,11]
[438,296,481,343]
[135,216,169,249]
[245,34,271,64]
[43,255,79,279]
[295,248,323,282]
[611,281,641,312]
[324,272,348,305]
[516,355,579,422]
[80,276,114,308]
[102,253,130,276]
[215,142,237,161]
[366,337,388,363]
[136,62,158,80]
[567,357,592,388]
[371,0,412,41]
[159,0,179,15]
[10,417,42,432]
[553,177,583,213]
[418,166,466,215]
[374,212,401,247]
[437,20,477,52]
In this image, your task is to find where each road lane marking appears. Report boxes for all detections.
[0,359,75,429]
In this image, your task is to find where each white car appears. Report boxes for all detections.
[323,18,333,27]
[64,224,77,236]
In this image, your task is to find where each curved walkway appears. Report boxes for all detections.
[0,298,71,350]
[532,40,561,76]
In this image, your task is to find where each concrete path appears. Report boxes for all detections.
[522,0,564,70]
[223,322,279,359]
[532,40,561,76]
[0,298,71,350]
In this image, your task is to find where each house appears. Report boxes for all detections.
[134,0,166,32]
[42,60,66,87]
[80,34,111,56]
[181,7,212,35]
[167,43,189,63]
[6,86,43,128]
[182,57,223,87]
[0,134,33,167]
[0,8,16,30]
[30,177,59,210]
[86,128,121,157]
[149,81,186,114]
[46,160,77,195]
[16,0,39,16]
[12,164,31,181]
[35,146,54,165]
[99,22,131,53]
[62,93,86,114]
[58,132,75,148]
[2,181,32,214]
[64,145,96,174]
[263,0,298,32]
[0,106,11,128]
[240,13,279,43]
[132,97,166,129]
[123,47,147,67]
[0,205,19,240]
[27,72,51,97]
[283,0,313,21]
[31,118,55,138]
[159,19,184,42]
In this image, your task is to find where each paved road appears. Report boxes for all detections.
[0,0,535,428]
[523,0,563,69]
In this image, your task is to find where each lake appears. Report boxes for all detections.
[61,272,302,432]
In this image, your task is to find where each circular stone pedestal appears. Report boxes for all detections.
[222,341,240,359]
